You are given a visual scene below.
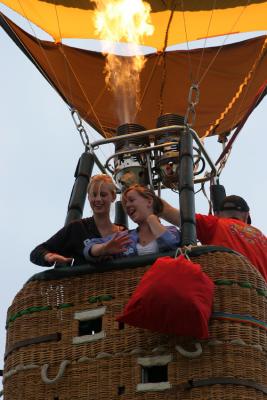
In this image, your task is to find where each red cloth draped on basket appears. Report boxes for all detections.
[116,255,214,339]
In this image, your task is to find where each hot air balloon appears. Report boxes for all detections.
[1,1,267,399]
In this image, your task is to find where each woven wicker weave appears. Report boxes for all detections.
[3,248,267,399]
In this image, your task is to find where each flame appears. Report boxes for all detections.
[92,0,154,123]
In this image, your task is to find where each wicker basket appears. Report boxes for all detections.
[3,247,267,399]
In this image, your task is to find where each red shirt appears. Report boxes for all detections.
[196,214,267,282]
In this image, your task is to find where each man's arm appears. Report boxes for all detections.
[159,199,181,226]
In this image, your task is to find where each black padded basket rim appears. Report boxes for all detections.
[27,246,242,283]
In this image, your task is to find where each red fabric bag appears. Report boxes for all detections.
[116,255,214,339]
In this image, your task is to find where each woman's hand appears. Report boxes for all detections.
[91,232,132,256]
[146,214,167,237]
[44,252,73,265]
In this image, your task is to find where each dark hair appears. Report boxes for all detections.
[122,184,163,215]
[219,195,249,212]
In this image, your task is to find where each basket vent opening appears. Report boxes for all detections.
[118,321,125,330]
[117,386,125,395]
[78,317,102,336]
[141,365,168,383]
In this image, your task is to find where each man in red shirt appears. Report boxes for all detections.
[161,195,267,281]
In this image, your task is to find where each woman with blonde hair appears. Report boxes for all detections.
[83,184,180,259]
[30,174,126,266]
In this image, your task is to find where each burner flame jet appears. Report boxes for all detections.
[92,0,154,123]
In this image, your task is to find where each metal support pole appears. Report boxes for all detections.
[114,200,128,228]
[65,152,94,226]
[210,183,226,213]
[179,128,197,246]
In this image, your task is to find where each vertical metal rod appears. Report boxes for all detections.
[145,152,154,189]
[179,128,197,245]
[114,200,128,228]
[210,183,226,214]
[65,152,94,225]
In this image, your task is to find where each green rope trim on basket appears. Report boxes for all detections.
[88,295,114,303]
[215,279,267,296]
[57,303,74,309]
[6,305,52,327]
[256,288,267,296]
[6,294,114,327]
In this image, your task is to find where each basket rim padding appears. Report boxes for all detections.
[27,246,241,283]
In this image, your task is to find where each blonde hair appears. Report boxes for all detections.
[122,184,163,215]
[87,174,116,197]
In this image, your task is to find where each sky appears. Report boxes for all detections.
[0,5,267,389]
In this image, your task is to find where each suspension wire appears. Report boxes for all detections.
[217,148,232,177]
[15,0,70,106]
[134,54,160,121]
[181,0,217,128]
[54,1,109,149]
[215,82,267,177]
[11,0,261,175]
[201,181,213,214]
[195,0,217,84]
[57,46,108,140]
[179,1,253,200]
[53,2,74,108]
[180,0,193,84]
[13,0,107,157]
[195,1,261,179]
[184,1,252,132]
[158,0,177,116]
[51,2,110,164]
[204,33,267,142]
[51,2,108,142]
[53,1,62,42]
[198,0,251,87]
[223,37,267,135]
[18,0,107,142]
[11,2,109,163]
[188,0,253,145]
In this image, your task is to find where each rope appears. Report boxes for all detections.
[58,46,108,139]
[216,80,267,172]
[52,0,110,158]
[41,360,70,384]
[53,1,62,42]
[16,0,108,153]
[51,1,108,148]
[181,0,193,85]
[198,0,251,87]
[217,149,232,176]
[176,342,202,358]
[201,181,212,214]
[204,35,267,140]
[53,1,74,107]
[182,0,251,134]
[134,54,160,121]
[16,0,69,106]
[158,1,177,115]
[195,0,217,84]
[175,245,193,260]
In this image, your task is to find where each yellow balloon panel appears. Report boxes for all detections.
[2,0,267,47]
